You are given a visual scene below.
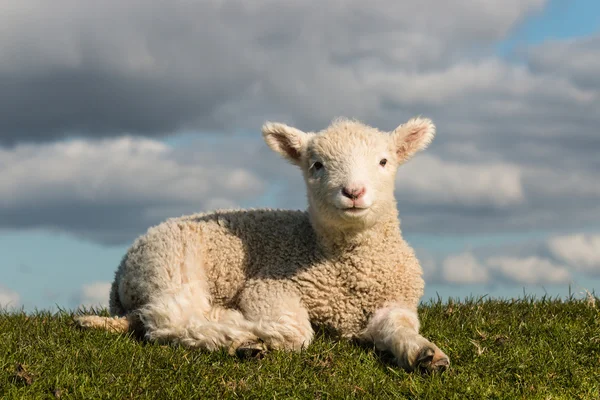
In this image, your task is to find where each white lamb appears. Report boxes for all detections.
[76,116,450,372]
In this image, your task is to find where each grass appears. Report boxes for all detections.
[1,296,599,399]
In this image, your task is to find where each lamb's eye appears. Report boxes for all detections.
[313,161,323,171]
[379,158,388,167]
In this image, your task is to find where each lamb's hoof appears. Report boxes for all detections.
[73,315,97,330]
[415,346,450,373]
[233,341,267,359]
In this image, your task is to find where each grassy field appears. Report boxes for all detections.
[1,296,599,399]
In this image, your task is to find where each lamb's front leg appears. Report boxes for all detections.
[361,306,450,372]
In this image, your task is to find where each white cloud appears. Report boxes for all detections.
[0,137,267,244]
[442,252,490,284]
[396,155,524,208]
[437,251,572,286]
[548,234,600,275]
[0,285,20,308]
[78,282,111,309]
[486,256,571,284]
[0,137,264,208]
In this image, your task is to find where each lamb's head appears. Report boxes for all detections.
[262,117,435,231]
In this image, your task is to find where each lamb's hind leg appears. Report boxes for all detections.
[236,282,314,354]
[74,315,131,333]
[360,306,450,373]
[137,281,260,352]
[74,279,134,334]
[75,281,262,352]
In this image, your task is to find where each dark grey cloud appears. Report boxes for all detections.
[0,68,237,143]
[528,35,600,90]
[0,0,546,144]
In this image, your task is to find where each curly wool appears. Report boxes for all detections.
[112,208,423,338]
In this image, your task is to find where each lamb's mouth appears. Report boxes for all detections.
[340,207,370,216]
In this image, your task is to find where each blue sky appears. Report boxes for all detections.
[500,0,599,51]
[1,0,599,311]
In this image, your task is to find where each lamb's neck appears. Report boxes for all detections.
[311,213,403,256]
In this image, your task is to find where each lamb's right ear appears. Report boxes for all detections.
[262,122,311,165]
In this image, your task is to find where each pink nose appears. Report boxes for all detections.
[342,186,366,200]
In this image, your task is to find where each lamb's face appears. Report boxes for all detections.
[262,117,436,230]
[301,123,398,228]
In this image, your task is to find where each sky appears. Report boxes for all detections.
[1,0,599,311]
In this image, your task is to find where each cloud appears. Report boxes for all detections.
[0,136,266,245]
[1,129,597,246]
[0,1,598,245]
[396,155,524,208]
[76,282,111,309]
[486,256,571,284]
[547,234,600,275]
[528,35,600,90]
[393,152,600,236]
[436,250,572,286]
[0,285,20,308]
[442,252,490,284]
[0,0,546,144]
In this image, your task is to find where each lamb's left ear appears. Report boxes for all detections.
[392,117,436,162]
[262,122,311,166]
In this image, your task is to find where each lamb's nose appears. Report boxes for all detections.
[342,186,366,200]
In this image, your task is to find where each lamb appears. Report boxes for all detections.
[75,116,450,372]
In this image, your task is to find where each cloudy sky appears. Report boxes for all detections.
[1,0,599,311]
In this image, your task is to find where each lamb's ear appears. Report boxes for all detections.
[392,117,436,162]
[262,122,311,165]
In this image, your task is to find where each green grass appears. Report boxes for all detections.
[1,296,599,399]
